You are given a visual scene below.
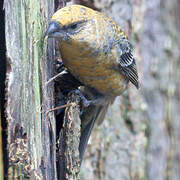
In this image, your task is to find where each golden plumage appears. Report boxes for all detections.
[45,4,139,163]
[46,4,138,96]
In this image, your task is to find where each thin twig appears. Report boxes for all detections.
[44,103,73,121]
[46,103,72,114]
[45,70,68,86]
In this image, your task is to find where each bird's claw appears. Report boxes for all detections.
[68,89,91,108]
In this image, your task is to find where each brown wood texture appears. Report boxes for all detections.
[57,95,81,180]
[3,0,180,179]
[4,0,56,179]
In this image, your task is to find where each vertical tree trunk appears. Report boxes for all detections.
[4,0,56,179]
[3,0,180,179]
[0,0,6,178]
[81,0,180,180]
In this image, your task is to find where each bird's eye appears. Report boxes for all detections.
[66,21,86,34]
[70,23,78,30]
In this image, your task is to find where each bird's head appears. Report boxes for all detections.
[45,5,99,42]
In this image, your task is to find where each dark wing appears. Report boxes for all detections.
[118,42,139,89]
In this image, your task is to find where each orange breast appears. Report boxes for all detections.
[59,42,128,96]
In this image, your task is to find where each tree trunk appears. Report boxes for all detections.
[4,0,56,179]
[81,1,180,180]
[3,0,180,179]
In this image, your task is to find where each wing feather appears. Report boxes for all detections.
[118,43,139,89]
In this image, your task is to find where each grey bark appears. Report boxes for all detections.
[4,0,180,179]
[57,95,81,180]
[81,0,180,180]
[5,0,56,179]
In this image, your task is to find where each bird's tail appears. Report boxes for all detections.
[79,103,109,163]
[79,88,113,163]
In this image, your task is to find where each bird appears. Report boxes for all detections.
[45,4,139,163]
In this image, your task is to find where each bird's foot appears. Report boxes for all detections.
[68,89,91,108]
[68,89,106,108]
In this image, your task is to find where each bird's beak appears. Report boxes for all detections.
[45,21,65,39]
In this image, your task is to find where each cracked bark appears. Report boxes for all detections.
[57,95,81,180]
[4,0,56,179]
[3,0,180,179]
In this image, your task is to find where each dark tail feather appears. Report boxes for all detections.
[79,103,109,164]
